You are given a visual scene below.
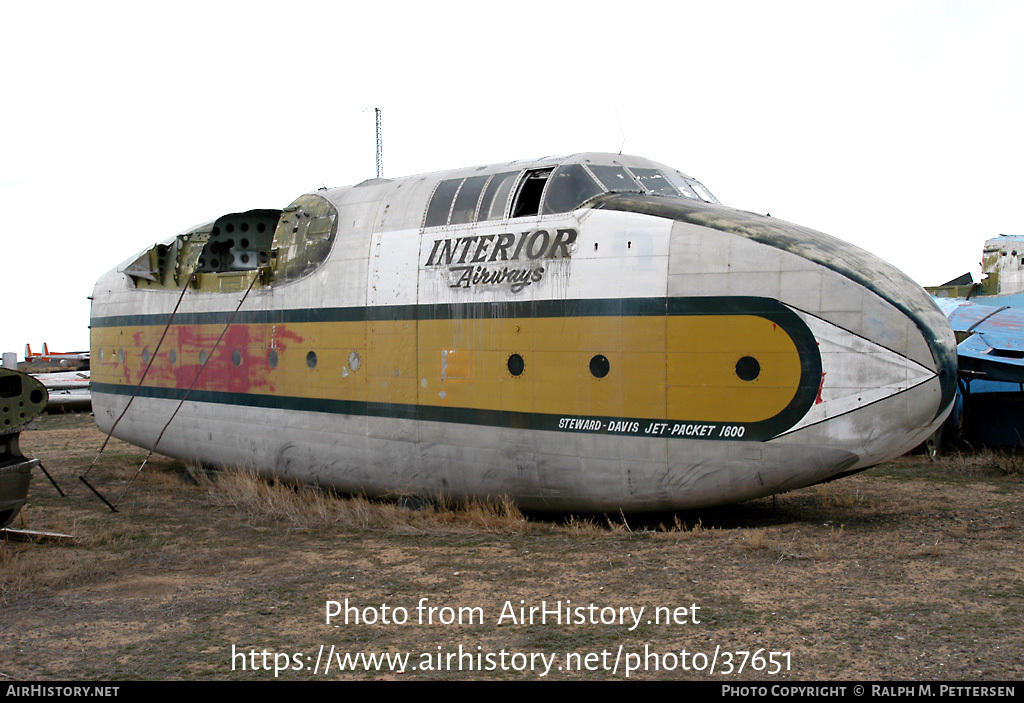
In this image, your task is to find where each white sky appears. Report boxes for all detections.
[2,0,1022,356]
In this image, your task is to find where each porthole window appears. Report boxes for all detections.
[142,349,151,364]
[306,351,318,369]
[169,349,177,364]
[507,353,525,377]
[268,349,278,368]
[735,356,761,382]
[199,350,208,365]
[589,354,610,378]
[232,349,242,367]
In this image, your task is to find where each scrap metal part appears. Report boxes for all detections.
[0,369,48,528]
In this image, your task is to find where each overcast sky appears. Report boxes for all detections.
[2,0,1021,356]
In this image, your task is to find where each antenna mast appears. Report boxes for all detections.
[375,108,383,179]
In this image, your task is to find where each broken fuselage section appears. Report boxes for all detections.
[0,369,48,527]
[123,195,337,294]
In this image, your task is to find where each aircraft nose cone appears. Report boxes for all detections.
[595,192,960,433]
[922,303,959,423]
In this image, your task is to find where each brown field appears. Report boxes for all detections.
[1,412,1022,681]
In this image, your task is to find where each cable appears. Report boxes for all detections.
[73,273,196,499]
[111,271,262,509]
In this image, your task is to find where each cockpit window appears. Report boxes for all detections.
[450,175,490,224]
[541,164,605,215]
[477,171,517,222]
[424,178,462,227]
[662,171,699,199]
[587,165,643,193]
[662,170,720,203]
[511,168,553,218]
[687,178,719,204]
[628,168,679,197]
[424,162,720,229]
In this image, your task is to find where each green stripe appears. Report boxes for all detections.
[94,295,790,328]
[92,381,793,442]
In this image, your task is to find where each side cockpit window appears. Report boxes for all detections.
[659,170,720,204]
[425,174,506,227]
[424,178,462,227]
[511,168,553,218]
[419,161,720,230]
[450,175,490,224]
[587,165,643,193]
[541,164,604,215]
[687,178,719,204]
[629,168,678,196]
[123,194,338,291]
[478,171,517,222]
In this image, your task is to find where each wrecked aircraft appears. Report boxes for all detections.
[1,369,47,527]
[931,298,1024,447]
[23,343,89,373]
[928,234,1024,307]
[35,370,91,413]
[928,237,1024,447]
[89,153,957,511]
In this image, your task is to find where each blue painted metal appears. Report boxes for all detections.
[934,298,1024,446]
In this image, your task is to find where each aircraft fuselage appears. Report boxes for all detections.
[90,153,957,511]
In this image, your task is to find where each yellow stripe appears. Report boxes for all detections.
[91,314,801,424]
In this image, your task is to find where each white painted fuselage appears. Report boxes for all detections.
[90,154,956,511]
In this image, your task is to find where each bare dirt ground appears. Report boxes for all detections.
[1,412,1022,681]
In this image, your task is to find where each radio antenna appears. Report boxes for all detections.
[613,102,626,155]
[375,108,384,178]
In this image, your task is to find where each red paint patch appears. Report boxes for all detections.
[120,323,305,396]
[269,325,304,349]
[815,372,827,405]
[163,324,266,394]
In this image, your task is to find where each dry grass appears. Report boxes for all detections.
[198,467,531,535]
[741,526,772,551]
[563,515,604,536]
[739,525,845,564]
[3,414,1023,680]
[812,482,863,509]
[928,447,1024,477]
[1,507,131,604]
